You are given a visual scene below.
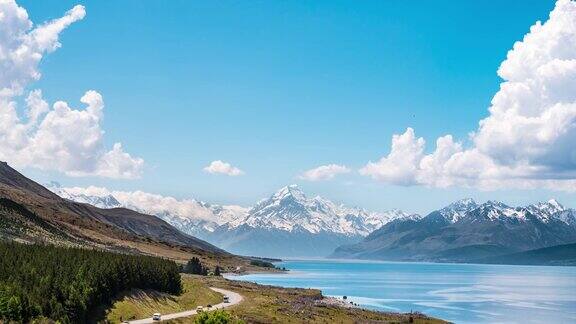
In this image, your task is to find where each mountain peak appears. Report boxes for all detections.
[245,185,412,236]
[529,199,566,218]
[453,198,476,207]
[484,200,510,209]
[547,199,564,210]
[273,184,306,201]
[439,198,479,223]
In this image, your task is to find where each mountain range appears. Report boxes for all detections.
[49,183,414,257]
[45,178,576,263]
[331,198,576,263]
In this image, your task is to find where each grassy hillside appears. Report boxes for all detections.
[0,161,223,256]
[105,274,221,323]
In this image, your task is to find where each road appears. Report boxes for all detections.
[127,287,243,323]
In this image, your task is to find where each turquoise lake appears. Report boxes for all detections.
[228,259,576,323]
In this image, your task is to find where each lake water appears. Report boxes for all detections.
[228,259,576,323]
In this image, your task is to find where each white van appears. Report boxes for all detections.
[152,313,161,321]
[223,296,230,303]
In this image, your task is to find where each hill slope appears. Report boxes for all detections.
[0,162,256,270]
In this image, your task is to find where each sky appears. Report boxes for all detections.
[2,0,575,215]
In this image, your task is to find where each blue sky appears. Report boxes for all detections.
[15,0,575,214]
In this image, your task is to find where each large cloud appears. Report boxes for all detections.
[360,0,576,191]
[0,0,144,179]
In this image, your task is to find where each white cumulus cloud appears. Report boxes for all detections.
[0,0,144,179]
[360,0,576,191]
[300,164,351,181]
[203,160,244,176]
[0,1,85,98]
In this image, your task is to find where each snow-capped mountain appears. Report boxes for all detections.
[438,198,478,223]
[528,199,576,225]
[332,198,576,262]
[204,185,417,257]
[238,185,412,236]
[468,199,576,226]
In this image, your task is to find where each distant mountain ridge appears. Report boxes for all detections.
[435,197,575,226]
[48,184,415,257]
[332,198,576,263]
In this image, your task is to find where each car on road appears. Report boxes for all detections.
[196,306,204,313]
[223,295,230,303]
[152,313,161,321]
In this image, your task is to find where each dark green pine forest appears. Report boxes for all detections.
[0,241,182,323]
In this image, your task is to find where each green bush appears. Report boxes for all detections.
[0,241,182,323]
[249,259,275,268]
[194,310,244,324]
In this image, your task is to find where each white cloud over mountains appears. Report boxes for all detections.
[300,164,350,181]
[203,160,244,176]
[51,184,248,224]
[360,0,576,191]
[0,0,143,179]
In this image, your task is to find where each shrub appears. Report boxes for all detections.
[249,259,275,268]
[194,310,244,324]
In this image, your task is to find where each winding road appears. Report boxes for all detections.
[127,287,243,323]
